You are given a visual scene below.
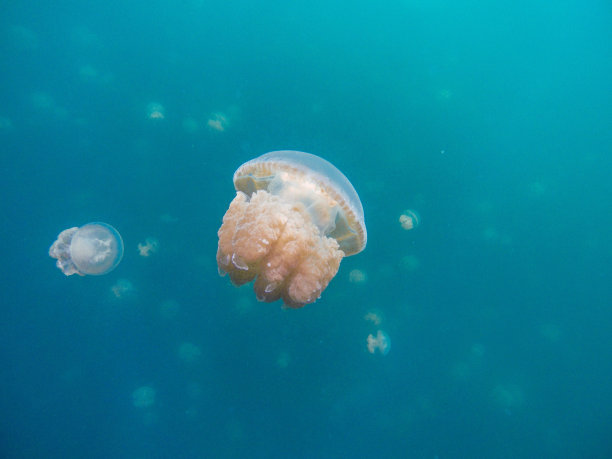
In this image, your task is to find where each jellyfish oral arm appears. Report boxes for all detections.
[217,190,343,308]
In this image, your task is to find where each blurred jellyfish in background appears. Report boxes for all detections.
[78,64,114,85]
[6,25,38,51]
[367,330,391,355]
[29,91,68,119]
[491,383,524,414]
[207,112,228,131]
[207,105,241,132]
[78,64,98,80]
[178,342,202,364]
[364,311,383,326]
[399,209,420,231]
[111,279,134,299]
[399,254,420,273]
[146,102,165,120]
[182,117,200,133]
[0,116,13,131]
[276,351,291,368]
[159,213,178,224]
[541,323,562,343]
[132,385,156,408]
[217,151,367,308]
[450,343,486,382]
[49,222,124,276]
[137,237,159,257]
[348,268,367,284]
[159,299,180,319]
[70,25,99,49]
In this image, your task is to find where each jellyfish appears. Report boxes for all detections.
[137,237,159,257]
[217,151,367,308]
[348,268,367,284]
[367,330,391,355]
[159,299,180,319]
[146,102,165,120]
[207,112,228,131]
[111,279,134,298]
[132,385,156,408]
[399,209,420,230]
[364,311,383,326]
[178,342,202,364]
[49,222,124,276]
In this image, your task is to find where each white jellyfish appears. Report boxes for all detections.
[364,311,382,326]
[207,112,228,131]
[348,268,367,284]
[49,222,124,276]
[399,209,420,231]
[111,279,134,299]
[367,330,391,355]
[137,237,159,257]
[146,102,165,120]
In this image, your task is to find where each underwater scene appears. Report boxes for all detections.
[1,1,611,457]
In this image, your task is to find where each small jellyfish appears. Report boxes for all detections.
[137,237,159,257]
[132,385,156,408]
[7,25,39,51]
[159,213,179,224]
[49,222,124,276]
[367,330,391,355]
[217,151,367,308]
[348,268,367,284]
[0,116,13,130]
[182,117,199,133]
[276,351,291,368]
[159,299,180,319]
[400,254,420,272]
[178,342,202,364]
[399,209,420,230]
[146,102,165,120]
[364,311,382,326]
[207,112,228,131]
[111,279,134,298]
[491,384,524,412]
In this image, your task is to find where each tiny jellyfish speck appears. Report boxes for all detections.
[49,222,124,276]
[217,150,367,308]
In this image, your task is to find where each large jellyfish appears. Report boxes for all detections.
[49,222,124,276]
[217,151,367,308]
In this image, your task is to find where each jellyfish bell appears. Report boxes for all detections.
[399,209,420,231]
[49,222,124,276]
[132,385,156,409]
[217,150,367,308]
[367,330,391,355]
[137,237,159,257]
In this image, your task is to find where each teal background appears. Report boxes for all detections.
[1,1,611,457]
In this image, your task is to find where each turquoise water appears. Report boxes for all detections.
[1,1,611,457]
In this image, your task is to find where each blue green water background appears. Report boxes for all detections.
[1,1,611,457]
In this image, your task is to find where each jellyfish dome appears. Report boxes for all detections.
[367,330,391,355]
[49,222,124,276]
[217,151,367,308]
